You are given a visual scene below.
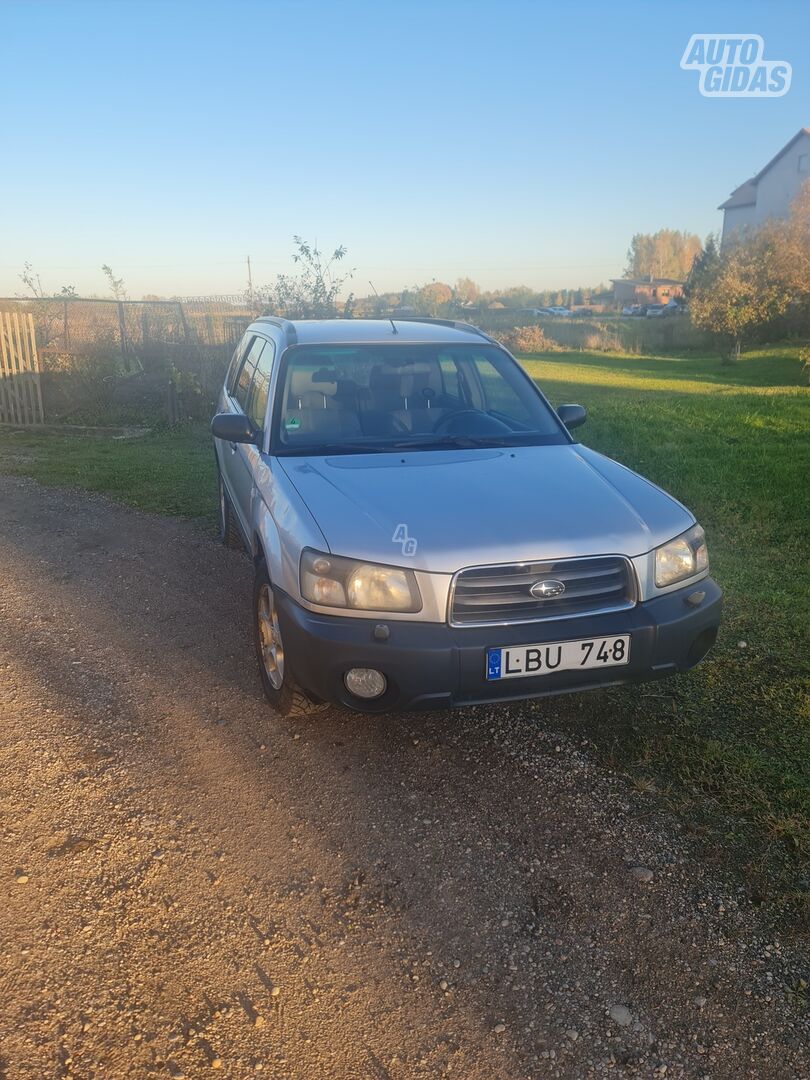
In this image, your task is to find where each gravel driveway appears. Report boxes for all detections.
[0,475,807,1079]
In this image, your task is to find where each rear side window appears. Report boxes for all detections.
[246,340,275,430]
[439,355,463,403]
[233,337,266,410]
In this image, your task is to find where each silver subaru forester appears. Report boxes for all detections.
[212,318,721,715]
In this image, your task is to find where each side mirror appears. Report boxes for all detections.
[211,412,259,445]
[557,403,587,431]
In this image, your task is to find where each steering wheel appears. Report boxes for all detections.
[433,409,481,433]
[433,409,513,436]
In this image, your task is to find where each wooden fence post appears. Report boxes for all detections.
[0,314,20,424]
[26,313,45,423]
[9,313,28,421]
[0,312,44,425]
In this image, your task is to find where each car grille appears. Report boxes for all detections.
[449,556,636,626]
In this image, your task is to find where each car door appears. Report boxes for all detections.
[220,334,273,535]
[240,337,275,521]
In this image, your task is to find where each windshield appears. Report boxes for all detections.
[270,343,567,455]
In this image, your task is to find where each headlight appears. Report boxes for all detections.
[654,524,709,588]
[300,549,422,612]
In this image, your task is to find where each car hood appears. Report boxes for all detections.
[278,444,693,574]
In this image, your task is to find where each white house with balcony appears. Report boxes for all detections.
[719,127,810,248]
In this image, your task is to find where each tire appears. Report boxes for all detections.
[218,470,243,551]
[252,560,329,717]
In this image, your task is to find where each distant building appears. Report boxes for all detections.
[611,278,684,306]
[719,127,810,248]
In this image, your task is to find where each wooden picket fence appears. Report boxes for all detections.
[0,311,44,424]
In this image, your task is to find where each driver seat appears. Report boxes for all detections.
[392,364,445,433]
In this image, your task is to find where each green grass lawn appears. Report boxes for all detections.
[0,423,217,519]
[0,345,808,916]
[523,345,809,915]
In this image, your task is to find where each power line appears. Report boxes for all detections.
[0,259,619,272]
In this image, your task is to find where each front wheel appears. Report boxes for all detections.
[253,561,328,717]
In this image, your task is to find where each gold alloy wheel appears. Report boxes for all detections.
[257,583,285,690]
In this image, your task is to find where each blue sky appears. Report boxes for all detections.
[1,0,807,299]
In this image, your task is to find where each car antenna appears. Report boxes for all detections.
[369,281,397,334]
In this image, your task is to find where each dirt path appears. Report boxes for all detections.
[0,475,807,1080]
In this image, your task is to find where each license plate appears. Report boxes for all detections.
[486,634,630,680]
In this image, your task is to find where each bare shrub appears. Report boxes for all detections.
[582,327,622,351]
[40,352,119,420]
[499,324,559,354]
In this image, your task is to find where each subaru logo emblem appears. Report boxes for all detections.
[530,579,566,600]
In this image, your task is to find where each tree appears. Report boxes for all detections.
[362,289,400,317]
[684,233,720,299]
[419,281,453,312]
[689,230,792,363]
[498,285,539,309]
[17,263,78,300]
[102,264,128,301]
[769,179,810,306]
[19,261,45,298]
[625,229,703,280]
[453,277,480,305]
[267,236,353,318]
[398,281,453,316]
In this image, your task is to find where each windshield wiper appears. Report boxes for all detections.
[277,442,395,456]
[277,435,541,456]
[390,435,517,450]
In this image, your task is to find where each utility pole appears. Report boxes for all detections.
[246,255,254,307]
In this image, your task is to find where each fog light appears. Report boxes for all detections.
[344,667,387,699]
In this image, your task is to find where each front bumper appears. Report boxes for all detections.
[275,578,722,713]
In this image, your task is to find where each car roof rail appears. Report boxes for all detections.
[254,316,298,344]
[388,316,494,342]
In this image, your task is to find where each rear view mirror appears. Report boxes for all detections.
[211,412,258,445]
[557,403,587,431]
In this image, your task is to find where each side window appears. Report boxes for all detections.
[438,356,463,403]
[226,335,249,395]
[471,355,532,422]
[233,337,265,410]
[246,339,275,430]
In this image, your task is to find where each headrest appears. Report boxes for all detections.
[369,362,438,402]
[312,367,340,384]
[289,369,337,398]
[395,362,432,376]
[369,365,400,392]
[400,364,436,401]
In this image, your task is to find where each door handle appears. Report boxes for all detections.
[229,442,238,453]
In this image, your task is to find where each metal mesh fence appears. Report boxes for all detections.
[0,296,270,424]
[0,296,264,365]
